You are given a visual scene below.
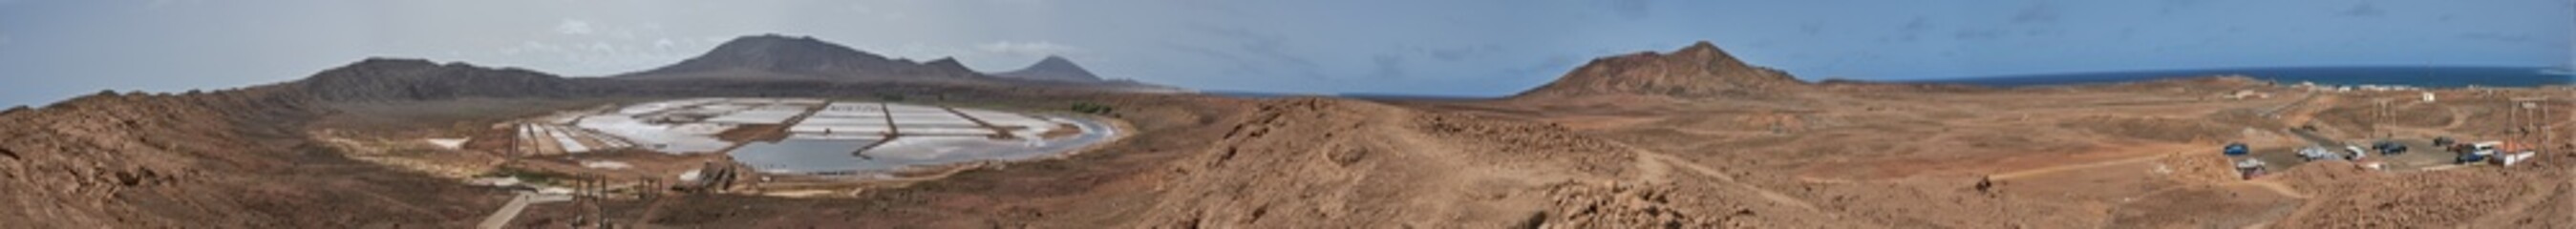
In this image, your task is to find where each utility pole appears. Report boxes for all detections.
[2521,100,2531,151]
[597,176,611,229]
[2376,98,2391,139]
[2512,96,2548,153]
[2511,99,2523,142]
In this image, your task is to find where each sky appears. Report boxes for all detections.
[0,0,2569,106]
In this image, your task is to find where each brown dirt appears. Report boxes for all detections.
[0,88,503,228]
[1038,123,1081,139]
[2102,183,2306,228]
[459,124,520,153]
[17,41,2576,228]
[1120,98,1633,227]
[2059,115,2239,143]
[714,124,791,143]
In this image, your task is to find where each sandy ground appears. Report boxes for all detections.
[13,54,2576,228]
[309,79,2576,228]
[1394,80,2576,227]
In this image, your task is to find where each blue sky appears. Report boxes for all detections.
[0,0,2569,106]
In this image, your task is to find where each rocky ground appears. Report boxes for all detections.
[7,40,2576,228]
[0,86,504,228]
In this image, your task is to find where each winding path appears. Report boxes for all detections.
[1597,139,1824,212]
[2261,92,2320,118]
[1639,152,1820,212]
[1986,152,2176,181]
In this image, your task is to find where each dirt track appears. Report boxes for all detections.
[537,76,2576,228]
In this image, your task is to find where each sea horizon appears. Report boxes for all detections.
[1902,66,2575,88]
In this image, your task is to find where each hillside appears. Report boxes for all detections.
[0,78,502,227]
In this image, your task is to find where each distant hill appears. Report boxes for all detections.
[618,34,981,80]
[985,55,1193,94]
[615,34,1191,93]
[993,55,1104,82]
[293,58,574,101]
[1511,41,1805,99]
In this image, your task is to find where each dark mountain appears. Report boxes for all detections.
[993,55,1105,82]
[1512,41,1805,99]
[293,58,574,101]
[619,34,979,80]
[985,55,1193,93]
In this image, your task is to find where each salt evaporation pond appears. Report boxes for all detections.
[568,97,1118,177]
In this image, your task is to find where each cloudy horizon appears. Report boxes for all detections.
[2,0,2569,106]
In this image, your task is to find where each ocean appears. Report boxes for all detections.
[1203,67,2575,100]
[1911,67,2575,88]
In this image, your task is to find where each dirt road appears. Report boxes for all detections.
[477,193,571,229]
[2262,92,2320,118]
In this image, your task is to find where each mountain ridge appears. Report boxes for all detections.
[293,58,575,101]
[993,55,1105,82]
[619,34,981,80]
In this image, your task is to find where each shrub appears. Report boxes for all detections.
[1071,102,1114,114]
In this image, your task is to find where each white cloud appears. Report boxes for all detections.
[976,41,1079,57]
[554,19,594,35]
